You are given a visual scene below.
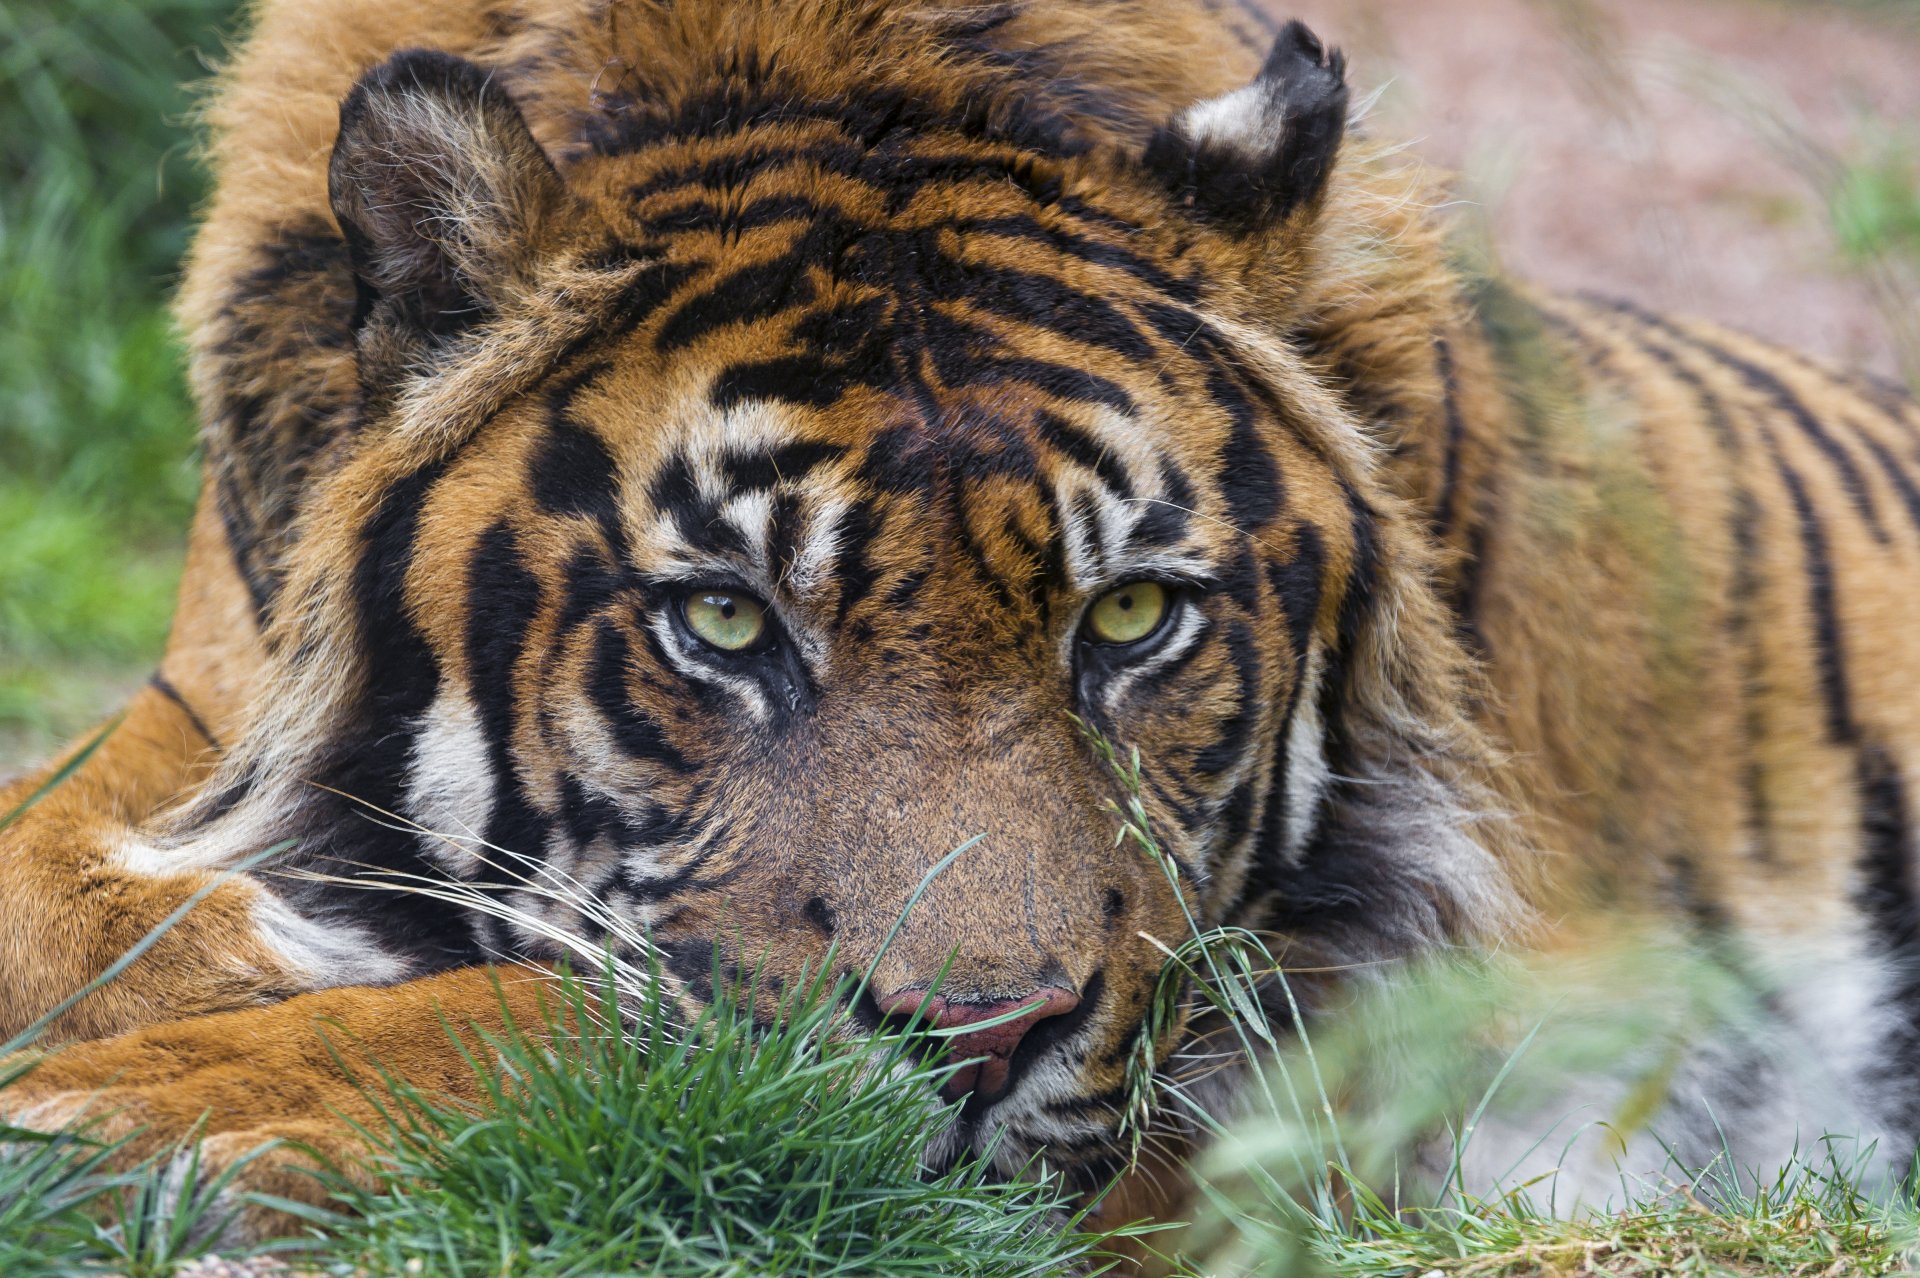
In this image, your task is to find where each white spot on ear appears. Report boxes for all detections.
[1175,81,1289,162]
[405,690,496,875]
[1280,643,1329,861]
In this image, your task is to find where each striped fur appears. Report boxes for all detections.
[3,0,1918,1237]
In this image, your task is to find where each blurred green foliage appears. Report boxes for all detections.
[0,0,238,755]
[1834,144,1920,266]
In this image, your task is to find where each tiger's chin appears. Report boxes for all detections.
[911,1044,1152,1200]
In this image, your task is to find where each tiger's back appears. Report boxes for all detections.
[1529,292,1920,1167]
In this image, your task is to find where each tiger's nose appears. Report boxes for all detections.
[876,985,1082,1101]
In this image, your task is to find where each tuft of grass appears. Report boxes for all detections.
[1832,142,1920,266]
[1316,1152,1916,1278]
[307,960,1131,1278]
[0,1111,278,1278]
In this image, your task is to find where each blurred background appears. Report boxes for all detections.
[1,0,1916,771]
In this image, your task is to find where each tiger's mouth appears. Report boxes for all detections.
[898,970,1220,1196]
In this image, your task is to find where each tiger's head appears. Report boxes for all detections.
[176,3,1525,1183]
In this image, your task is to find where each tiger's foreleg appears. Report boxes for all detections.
[0,676,335,1044]
[2,965,558,1243]
[0,494,363,1044]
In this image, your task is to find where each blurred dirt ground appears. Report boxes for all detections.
[1271,0,1920,378]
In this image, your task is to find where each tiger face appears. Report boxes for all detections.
[174,16,1519,1181]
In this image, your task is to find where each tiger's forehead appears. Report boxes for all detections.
[553,378,1287,608]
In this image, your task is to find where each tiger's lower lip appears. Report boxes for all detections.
[939,1054,1013,1103]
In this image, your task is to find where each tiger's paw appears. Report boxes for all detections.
[6,1079,363,1245]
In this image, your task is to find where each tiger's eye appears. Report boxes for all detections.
[1085,581,1170,645]
[683,591,768,652]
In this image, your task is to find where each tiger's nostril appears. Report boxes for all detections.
[874,985,1081,1101]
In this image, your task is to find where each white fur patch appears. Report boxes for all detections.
[252,888,407,988]
[404,690,497,876]
[1279,643,1330,861]
[1176,81,1289,161]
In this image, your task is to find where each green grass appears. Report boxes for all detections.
[0,765,1138,1276]
[312,963,1129,1278]
[1086,734,1920,1278]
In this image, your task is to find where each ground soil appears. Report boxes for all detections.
[1267,0,1920,377]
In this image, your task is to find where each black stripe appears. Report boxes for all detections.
[215,466,277,625]
[950,261,1155,360]
[654,231,827,353]
[1853,743,1920,1139]
[466,521,553,866]
[949,213,1197,301]
[624,141,864,204]
[638,192,827,236]
[1332,479,1381,663]
[554,546,630,641]
[767,487,807,580]
[947,483,1020,613]
[1431,336,1468,540]
[1853,429,1920,538]
[1192,620,1262,778]
[1128,461,1196,550]
[720,440,848,491]
[1033,410,1131,495]
[589,620,693,772]
[1601,313,1777,864]
[1766,432,1854,743]
[1212,369,1284,531]
[1239,528,1328,907]
[586,77,1088,163]
[1777,347,1920,446]
[1600,299,1890,545]
[149,673,221,751]
[286,456,486,969]
[1589,300,1857,742]
[647,450,751,559]
[1270,522,1326,673]
[532,363,628,557]
[831,499,883,625]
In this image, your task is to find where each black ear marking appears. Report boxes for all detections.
[1143,19,1349,229]
[328,48,566,344]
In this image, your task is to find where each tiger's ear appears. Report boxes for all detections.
[1143,20,1349,230]
[328,49,568,346]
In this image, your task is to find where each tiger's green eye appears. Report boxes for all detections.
[683,591,768,652]
[1085,581,1170,646]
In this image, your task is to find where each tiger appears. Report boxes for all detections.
[5,0,1920,1246]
